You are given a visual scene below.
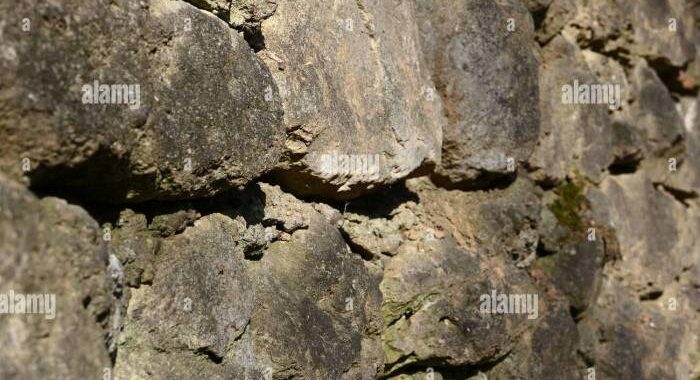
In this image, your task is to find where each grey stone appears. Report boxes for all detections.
[561,0,696,67]
[587,171,700,299]
[577,275,699,380]
[382,238,539,374]
[113,184,383,379]
[183,0,277,32]
[528,35,614,183]
[487,301,584,379]
[0,0,284,202]
[0,176,118,380]
[416,0,540,187]
[260,0,443,199]
[238,223,267,259]
[626,59,686,156]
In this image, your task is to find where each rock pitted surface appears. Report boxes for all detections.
[1,0,284,202]
[1,0,699,379]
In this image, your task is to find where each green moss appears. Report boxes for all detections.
[381,292,439,327]
[548,179,587,233]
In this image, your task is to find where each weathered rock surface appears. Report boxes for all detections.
[112,183,383,379]
[650,96,700,197]
[409,177,542,263]
[2,0,700,379]
[0,0,284,202]
[529,35,614,183]
[182,0,276,33]
[258,0,443,199]
[560,0,696,68]
[0,175,119,379]
[486,302,584,379]
[577,275,700,380]
[587,172,699,303]
[417,0,540,187]
[626,60,686,157]
[381,241,538,374]
[336,178,547,376]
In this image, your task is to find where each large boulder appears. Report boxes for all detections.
[625,60,686,157]
[576,170,700,379]
[381,238,540,375]
[486,302,584,379]
[258,0,443,199]
[577,276,700,380]
[338,177,547,376]
[648,96,700,197]
[528,35,614,183]
[587,171,699,300]
[416,0,540,188]
[0,176,120,379]
[0,0,284,202]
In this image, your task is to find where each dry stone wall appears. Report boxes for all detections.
[0,0,698,379]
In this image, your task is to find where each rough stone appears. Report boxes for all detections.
[528,35,614,183]
[113,183,383,379]
[587,171,699,300]
[0,176,118,380]
[626,60,686,156]
[560,0,696,67]
[407,177,541,264]
[486,302,584,379]
[416,0,540,187]
[381,238,539,374]
[577,275,700,380]
[260,0,443,199]
[0,0,284,202]
[333,178,545,376]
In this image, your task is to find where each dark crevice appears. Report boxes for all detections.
[28,188,124,226]
[647,57,698,96]
[531,6,548,32]
[385,307,419,331]
[243,27,266,52]
[608,157,641,175]
[656,183,697,207]
[338,228,374,261]
[532,176,559,191]
[584,39,633,68]
[430,170,517,191]
[82,295,92,309]
[340,182,419,220]
[535,239,557,258]
[523,161,559,190]
[639,289,663,301]
[30,181,267,230]
[380,352,418,378]
[261,175,420,220]
[569,304,585,322]
[194,346,224,364]
[380,349,511,380]
[232,319,250,343]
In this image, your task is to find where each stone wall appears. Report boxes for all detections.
[0,0,698,379]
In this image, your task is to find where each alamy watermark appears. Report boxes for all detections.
[0,290,56,320]
[561,80,621,110]
[82,80,141,110]
[311,151,381,179]
[479,290,538,320]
